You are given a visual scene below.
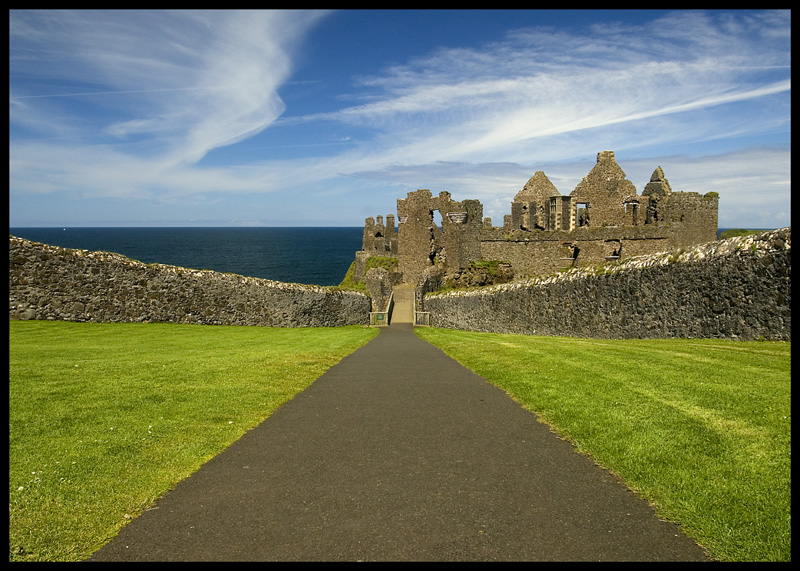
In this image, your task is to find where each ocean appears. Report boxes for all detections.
[9,227,364,287]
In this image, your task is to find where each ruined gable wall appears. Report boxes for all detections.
[426,228,790,341]
[570,151,638,228]
[511,171,560,231]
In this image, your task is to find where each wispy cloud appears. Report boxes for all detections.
[10,10,328,164]
[9,9,790,228]
[303,11,789,167]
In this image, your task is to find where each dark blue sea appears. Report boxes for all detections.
[9,227,363,287]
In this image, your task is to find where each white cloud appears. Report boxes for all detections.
[10,10,328,165]
[306,11,789,168]
[8,10,790,229]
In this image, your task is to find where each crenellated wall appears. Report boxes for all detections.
[423,228,791,341]
[9,236,370,327]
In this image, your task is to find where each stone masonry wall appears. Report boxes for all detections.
[424,228,791,341]
[9,236,371,327]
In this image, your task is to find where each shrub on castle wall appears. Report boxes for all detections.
[424,228,791,341]
[9,236,371,327]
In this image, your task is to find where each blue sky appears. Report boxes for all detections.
[9,9,791,228]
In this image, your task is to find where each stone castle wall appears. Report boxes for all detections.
[423,228,791,341]
[361,152,720,285]
[395,190,484,286]
[9,236,370,327]
[479,226,674,279]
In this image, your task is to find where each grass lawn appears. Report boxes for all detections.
[415,328,791,562]
[9,320,378,562]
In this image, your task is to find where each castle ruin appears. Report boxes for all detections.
[355,151,719,287]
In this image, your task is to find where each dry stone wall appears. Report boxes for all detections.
[9,236,370,327]
[424,228,791,341]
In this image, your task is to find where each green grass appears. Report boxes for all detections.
[9,320,378,562]
[415,328,790,562]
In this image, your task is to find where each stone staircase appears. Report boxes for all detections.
[390,284,415,324]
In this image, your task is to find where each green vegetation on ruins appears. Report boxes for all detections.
[9,321,378,562]
[415,327,791,562]
[339,256,398,291]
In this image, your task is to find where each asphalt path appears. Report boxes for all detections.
[89,323,709,561]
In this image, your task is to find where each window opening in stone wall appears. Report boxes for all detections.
[428,210,444,265]
[576,203,589,227]
[605,239,621,260]
[560,241,579,266]
[432,210,443,231]
[624,201,639,225]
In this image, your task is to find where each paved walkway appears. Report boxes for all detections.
[89,324,708,561]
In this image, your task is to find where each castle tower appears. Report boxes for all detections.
[362,214,398,256]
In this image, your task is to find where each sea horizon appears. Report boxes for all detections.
[9,227,365,287]
[9,226,784,287]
